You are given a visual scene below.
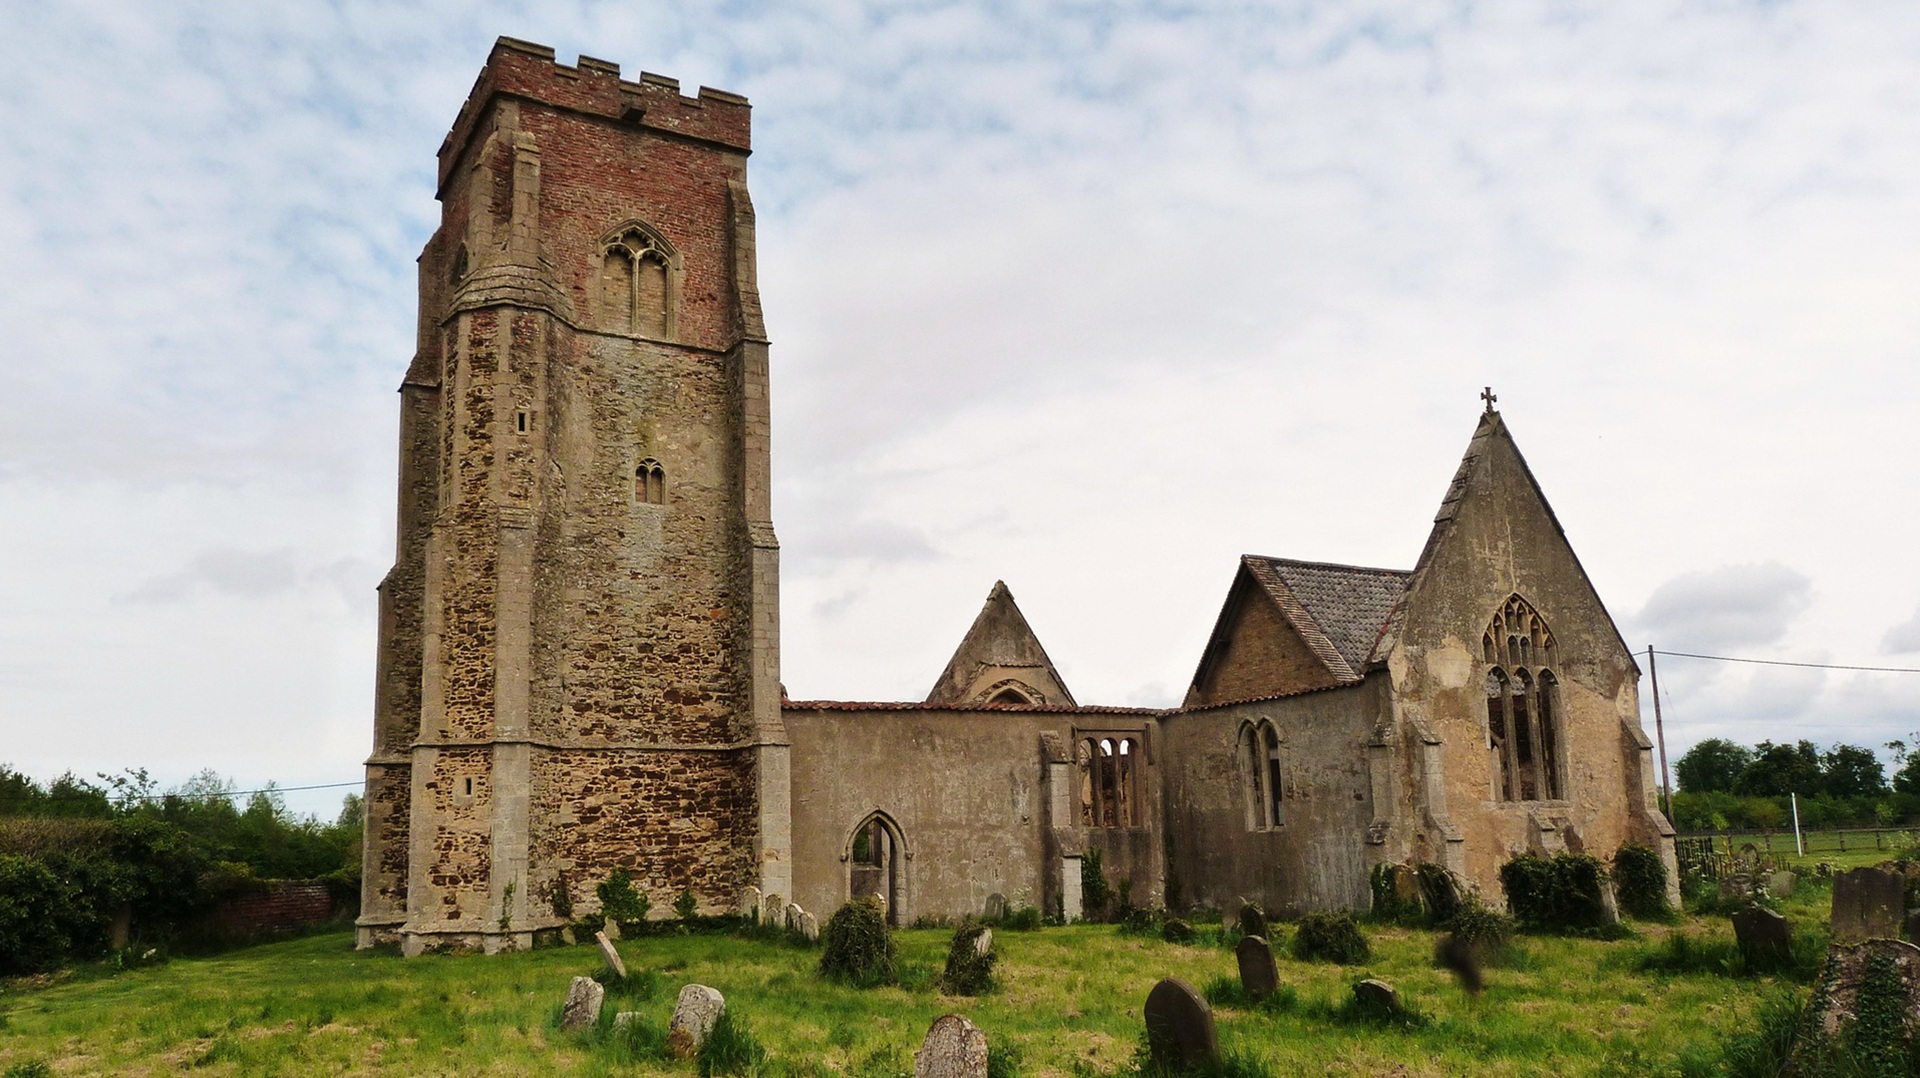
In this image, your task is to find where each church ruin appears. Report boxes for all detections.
[358,38,1676,952]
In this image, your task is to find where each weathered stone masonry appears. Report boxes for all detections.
[363,40,1675,948]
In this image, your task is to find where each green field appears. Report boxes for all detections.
[0,885,1836,1078]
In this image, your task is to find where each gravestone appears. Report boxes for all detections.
[1832,867,1905,943]
[914,1013,989,1078]
[1719,873,1755,904]
[973,927,994,956]
[787,902,804,931]
[560,975,604,1032]
[872,892,889,920]
[1806,939,1920,1040]
[1598,879,1621,926]
[666,984,727,1059]
[1768,870,1798,898]
[1732,906,1792,968]
[1391,864,1423,911]
[612,1011,642,1035]
[1143,977,1218,1070]
[739,885,762,919]
[1353,978,1400,1012]
[1162,918,1196,943]
[798,910,820,942]
[1235,934,1279,1002]
[594,930,627,979]
[1735,843,1762,873]
[762,892,785,926]
[984,893,1009,922]
[1905,909,1920,945]
[1236,901,1269,941]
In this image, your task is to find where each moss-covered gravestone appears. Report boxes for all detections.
[914,1014,988,1078]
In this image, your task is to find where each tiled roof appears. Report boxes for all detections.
[784,700,1166,715]
[1246,557,1410,676]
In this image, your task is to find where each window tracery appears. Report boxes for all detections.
[635,458,666,505]
[1483,595,1562,802]
[1078,735,1141,828]
[598,222,680,339]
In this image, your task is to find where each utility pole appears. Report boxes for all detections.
[1649,646,1673,820]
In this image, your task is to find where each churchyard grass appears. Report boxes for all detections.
[1,882,1839,1077]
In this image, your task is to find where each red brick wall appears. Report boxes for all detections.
[205,881,335,940]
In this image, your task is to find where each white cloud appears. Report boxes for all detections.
[7,2,1920,811]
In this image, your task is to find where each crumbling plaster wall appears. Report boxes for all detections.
[1385,424,1676,906]
[1159,678,1385,915]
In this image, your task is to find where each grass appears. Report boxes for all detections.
[0,885,1842,1078]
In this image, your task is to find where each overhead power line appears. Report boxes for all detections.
[1650,648,1920,675]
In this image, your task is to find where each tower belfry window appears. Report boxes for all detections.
[1483,595,1562,802]
[598,222,680,340]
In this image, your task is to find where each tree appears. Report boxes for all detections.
[1735,740,1823,797]
[1674,738,1754,793]
[1894,753,1920,798]
[1821,744,1888,799]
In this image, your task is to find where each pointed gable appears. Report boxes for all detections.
[925,581,1077,707]
[1374,409,1637,669]
[1185,556,1409,707]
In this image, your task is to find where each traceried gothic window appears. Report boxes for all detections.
[1078,735,1141,828]
[1240,719,1284,830]
[598,222,680,339]
[1483,595,1562,802]
[635,459,666,505]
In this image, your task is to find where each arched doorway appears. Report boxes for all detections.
[844,812,907,926]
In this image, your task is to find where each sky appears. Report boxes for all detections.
[4,1,1920,818]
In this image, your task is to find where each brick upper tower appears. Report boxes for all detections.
[359,38,787,953]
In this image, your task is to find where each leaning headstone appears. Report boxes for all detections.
[983,892,1009,922]
[594,930,627,980]
[1768,870,1797,898]
[762,892,785,925]
[560,975,604,1032]
[914,1013,989,1078]
[1144,977,1218,1070]
[1236,901,1269,941]
[787,902,804,931]
[973,927,994,956]
[1732,906,1792,969]
[1353,978,1400,1012]
[1235,934,1279,1002]
[739,885,763,919]
[1805,939,1920,1041]
[798,910,820,942]
[1598,879,1621,926]
[666,984,727,1059]
[1832,867,1905,943]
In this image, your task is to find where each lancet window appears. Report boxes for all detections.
[1240,719,1285,830]
[635,459,666,504]
[1078,735,1141,828]
[598,222,679,339]
[1482,595,1562,802]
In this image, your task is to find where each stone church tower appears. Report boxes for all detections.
[359,38,787,952]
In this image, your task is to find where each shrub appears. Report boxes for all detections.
[696,1009,766,1076]
[547,872,574,920]
[1369,864,1424,923]
[1416,863,1462,925]
[1500,852,1609,932]
[1001,905,1042,931]
[1612,844,1672,920]
[1442,901,1515,960]
[986,1040,1022,1078]
[1161,917,1197,944]
[1118,905,1164,937]
[1081,850,1112,920]
[819,897,897,987]
[596,870,650,933]
[674,888,698,921]
[1291,911,1371,964]
[940,922,997,995]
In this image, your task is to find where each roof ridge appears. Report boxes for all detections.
[1248,555,1411,577]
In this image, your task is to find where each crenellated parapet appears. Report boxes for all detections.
[437,37,751,195]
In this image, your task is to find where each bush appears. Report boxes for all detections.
[1081,850,1112,920]
[674,888,698,921]
[940,922,997,995]
[1001,905,1042,931]
[1416,863,1462,925]
[1291,911,1371,964]
[1500,852,1609,932]
[1612,844,1672,920]
[1442,901,1515,960]
[819,897,897,987]
[596,870,650,933]
[1119,905,1165,937]
[1369,864,1422,923]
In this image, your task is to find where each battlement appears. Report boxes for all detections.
[438,36,751,191]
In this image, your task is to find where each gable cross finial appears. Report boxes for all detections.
[1481,386,1498,414]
